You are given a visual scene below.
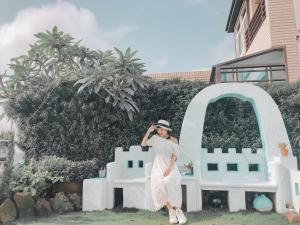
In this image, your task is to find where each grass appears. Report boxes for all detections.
[14,208,300,225]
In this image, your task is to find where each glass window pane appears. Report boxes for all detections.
[238,34,242,55]
[271,70,285,80]
[237,71,268,81]
[221,72,234,82]
[224,49,284,67]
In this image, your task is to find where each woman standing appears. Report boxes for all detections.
[141,119,187,224]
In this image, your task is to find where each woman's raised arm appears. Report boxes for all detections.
[141,124,156,146]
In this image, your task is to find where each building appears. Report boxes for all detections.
[144,70,211,83]
[210,0,300,84]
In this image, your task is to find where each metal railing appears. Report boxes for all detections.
[245,0,266,50]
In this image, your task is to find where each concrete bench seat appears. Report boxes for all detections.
[199,180,277,191]
[113,177,146,184]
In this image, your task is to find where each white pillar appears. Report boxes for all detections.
[228,189,246,212]
[184,180,198,212]
[82,178,108,211]
[269,160,291,213]
[193,160,202,211]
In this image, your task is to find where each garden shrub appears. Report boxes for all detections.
[4,78,300,167]
[10,156,98,197]
[258,81,300,164]
[202,97,262,151]
[4,79,207,166]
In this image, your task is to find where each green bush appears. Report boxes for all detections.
[10,156,98,197]
[258,81,300,161]
[4,78,300,167]
[4,79,207,166]
[40,156,99,182]
[202,97,262,151]
[10,159,64,197]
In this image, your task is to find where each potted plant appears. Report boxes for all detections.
[184,161,193,175]
[99,166,106,178]
[54,158,99,193]
[278,142,289,157]
[54,181,83,193]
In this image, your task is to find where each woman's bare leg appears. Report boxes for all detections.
[166,201,176,210]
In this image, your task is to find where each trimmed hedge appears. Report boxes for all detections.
[5,79,300,167]
[203,97,262,151]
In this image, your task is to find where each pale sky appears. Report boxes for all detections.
[0,0,235,74]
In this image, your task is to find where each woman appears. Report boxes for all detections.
[141,119,187,224]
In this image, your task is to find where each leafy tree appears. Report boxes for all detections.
[0,26,149,121]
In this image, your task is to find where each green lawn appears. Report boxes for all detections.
[14,209,300,225]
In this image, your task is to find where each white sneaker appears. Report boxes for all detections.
[169,208,178,224]
[174,208,187,224]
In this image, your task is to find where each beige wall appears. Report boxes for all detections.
[293,0,300,70]
[242,0,300,82]
[237,0,272,56]
[268,0,300,83]
[293,0,300,29]
[245,17,272,55]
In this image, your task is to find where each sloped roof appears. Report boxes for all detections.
[226,0,244,33]
[144,70,211,83]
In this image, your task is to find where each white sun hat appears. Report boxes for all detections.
[155,119,172,131]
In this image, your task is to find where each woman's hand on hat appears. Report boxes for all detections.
[147,124,156,134]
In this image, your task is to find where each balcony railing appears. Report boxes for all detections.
[245,0,266,50]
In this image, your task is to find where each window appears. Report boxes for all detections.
[138,160,143,168]
[245,0,266,49]
[235,4,249,56]
[220,66,285,83]
[128,160,133,168]
[249,163,259,171]
[270,67,285,80]
[211,48,287,84]
[207,163,218,171]
[221,72,234,82]
[227,163,238,171]
[236,67,268,81]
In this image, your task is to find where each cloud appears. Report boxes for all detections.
[206,35,235,65]
[103,26,138,42]
[187,36,235,72]
[147,56,169,73]
[0,0,137,72]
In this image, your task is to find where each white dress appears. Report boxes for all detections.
[147,134,182,211]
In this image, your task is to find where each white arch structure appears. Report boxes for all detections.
[178,83,299,213]
[179,83,291,164]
